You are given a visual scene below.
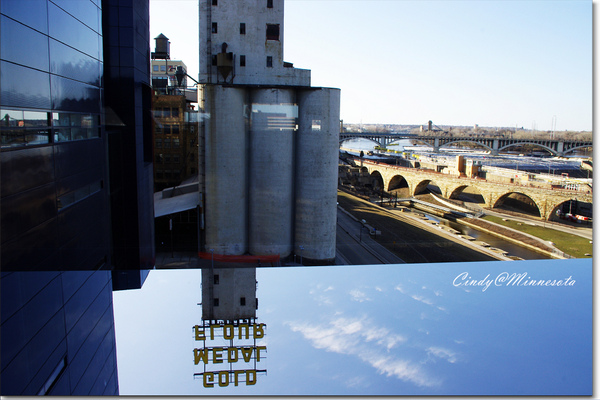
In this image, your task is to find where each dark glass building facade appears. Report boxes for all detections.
[1,0,154,395]
[1,271,119,395]
[1,0,109,271]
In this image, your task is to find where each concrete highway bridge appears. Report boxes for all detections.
[340,132,592,157]
[357,160,592,220]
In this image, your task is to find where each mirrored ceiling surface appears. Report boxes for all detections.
[113,258,591,396]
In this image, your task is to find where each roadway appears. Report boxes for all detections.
[335,190,501,264]
[335,208,405,265]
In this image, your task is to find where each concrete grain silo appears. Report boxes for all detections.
[248,88,296,257]
[295,88,341,264]
[198,0,340,265]
[204,85,248,255]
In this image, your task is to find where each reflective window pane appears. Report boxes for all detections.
[50,0,100,34]
[51,75,101,113]
[0,0,48,34]
[48,2,100,60]
[22,111,49,127]
[50,39,101,86]
[0,110,46,128]
[1,128,50,148]
[0,61,52,109]
[0,15,50,72]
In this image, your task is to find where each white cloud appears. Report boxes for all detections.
[370,356,441,387]
[411,294,434,306]
[427,347,458,364]
[394,284,406,294]
[349,289,371,302]
[286,317,441,388]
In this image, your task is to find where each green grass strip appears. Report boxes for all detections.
[482,215,592,258]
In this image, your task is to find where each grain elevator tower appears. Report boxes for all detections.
[198,0,340,265]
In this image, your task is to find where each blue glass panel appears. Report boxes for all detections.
[24,343,67,395]
[50,75,101,113]
[0,276,63,371]
[0,146,54,197]
[66,284,113,389]
[0,0,48,34]
[63,270,110,334]
[0,183,56,240]
[0,16,50,72]
[16,315,67,395]
[0,272,60,325]
[71,310,115,395]
[60,271,96,303]
[90,349,116,394]
[0,324,66,395]
[0,61,51,109]
[118,6,133,28]
[50,39,101,86]
[48,2,100,60]
[50,0,100,33]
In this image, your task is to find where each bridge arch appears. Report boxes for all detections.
[368,170,384,191]
[413,178,443,196]
[439,139,493,153]
[404,138,434,148]
[448,184,487,206]
[493,191,541,217]
[562,144,593,156]
[340,137,383,148]
[355,160,592,220]
[388,174,411,196]
[498,142,556,156]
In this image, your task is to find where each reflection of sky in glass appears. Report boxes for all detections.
[251,103,298,118]
[113,258,591,396]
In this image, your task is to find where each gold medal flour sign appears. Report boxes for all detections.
[193,322,267,388]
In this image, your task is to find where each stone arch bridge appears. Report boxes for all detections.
[358,160,592,220]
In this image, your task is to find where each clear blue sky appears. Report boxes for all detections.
[149,0,592,132]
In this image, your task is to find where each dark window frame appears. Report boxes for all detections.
[266,24,280,40]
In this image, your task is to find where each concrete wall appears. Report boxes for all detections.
[201,83,340,263]
[204,85,248,255]
[295,88,341,263]
[199,0,310,86]
[202,268,257,320]
[249,88,295,257]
